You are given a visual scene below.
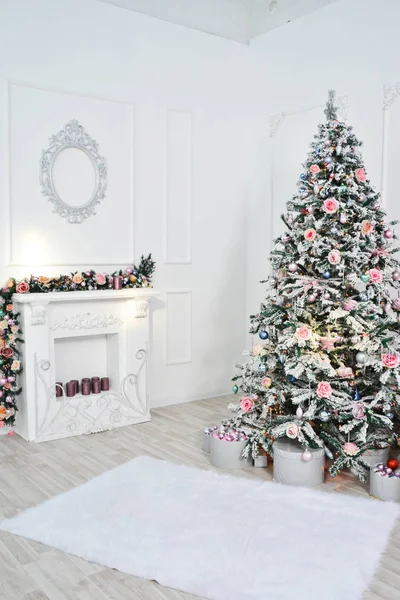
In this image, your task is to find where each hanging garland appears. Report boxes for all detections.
[0,254,155,432]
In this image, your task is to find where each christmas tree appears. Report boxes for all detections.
[228,90,400,481]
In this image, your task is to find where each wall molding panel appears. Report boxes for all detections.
[5,80,135,267]
[165,290,192,366]
[381,82,400,209]
[164,109,192,265]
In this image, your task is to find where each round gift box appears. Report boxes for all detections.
[361,447,389,468]
[370,468,400,502]
[203,430,212,453]
[273,439,325,487]
[210,436,252,470]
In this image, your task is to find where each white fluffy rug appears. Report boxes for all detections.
[1,456,398,600]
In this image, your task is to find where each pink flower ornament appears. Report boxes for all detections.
[286,423,300,439]
[304,228,317,242]
[16,281,29,294]
[343,442,359,456]
[261,377,272,388]
[95,273,107,285]
[310,164,320,174]
[368,268,383,284]
[328,249,341,265]
[352,403,365,420]
[361,220,373,235]
[343,299,357,312]
[240,397,255,412]
[295,326,311,341]
[323,198,339,214]
[355,168,367,182]
[337,366,354,379]
[316,381,332,399]
[382,353,399,369]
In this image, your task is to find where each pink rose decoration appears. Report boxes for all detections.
[342,442,359,456]
[95,273,107,285]
[304,228,316,242]
[316,381,332,399]
[328,249,341,265]
[355,168,366,182]
[295,326,311,341]
[392,298,400,311]
[337,366,354,378]
[382,353,400,369]
[352,403,365,420]
[323,198,339,214]
[361,220,373,235]
[240,397,255,412]
[16,281,29,294]
[368,268,383,284]
[309,164,320,174]
[261,377,272,388]
[343,299,357,311]
[286,423,300,439]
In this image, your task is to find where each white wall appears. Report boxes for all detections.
[0,0,258,407]
[246,0,400,318]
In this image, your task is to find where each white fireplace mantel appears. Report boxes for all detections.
[13,288,160,442]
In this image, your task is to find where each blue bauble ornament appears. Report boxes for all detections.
[299,187,306,192]
[259,330,269,340]
[277,355,284,365]
[322,271,331,279]
[353,388,360,401]
[385,412,394,420]
[289,375,296,383]
[358,292,368,302]
[232,384,238,394]
[300,174,307,181]
[325,156,332,164]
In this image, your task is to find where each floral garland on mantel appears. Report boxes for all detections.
[0,254,155,433]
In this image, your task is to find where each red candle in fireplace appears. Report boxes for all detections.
[92,379,101,394]
[71,380,80,394]
[112,276,123,290]
[66,381,76,397]
[101,377,110,391]
[82,381,91,395]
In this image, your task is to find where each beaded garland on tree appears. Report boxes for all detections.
[0,254,155,430]
[227,91,400,481]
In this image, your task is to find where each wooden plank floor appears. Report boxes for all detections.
[0,394,399,600]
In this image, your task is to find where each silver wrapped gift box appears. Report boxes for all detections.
[273,439,325,487]
[210,436,252,470]
[370,468,400,502]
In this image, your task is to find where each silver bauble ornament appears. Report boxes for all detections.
[319,410,331,422]
[339,213,348,224]
[276,296,285,306]
[330,226,339,235]
[296,407,303,418]
[288,262,298,273]
[281,233,291,243]
[270,278,277,288]
[313,184,320,194]
[351,335,361,345]
[308,206,315,215]
[323,292,330,300]
[302,451,312,462]
[356,351,366,364]
[385,412,394,420]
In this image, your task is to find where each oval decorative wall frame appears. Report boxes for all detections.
[40,119,107,224]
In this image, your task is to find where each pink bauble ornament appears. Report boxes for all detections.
[392,271,400,281]
[0,378,7,386]
[302,451,312,462]
[392,298,400,311]
[384,229,393,239]
[308,206,315,215]
[288,262,298,273]
[307,294,317,303]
